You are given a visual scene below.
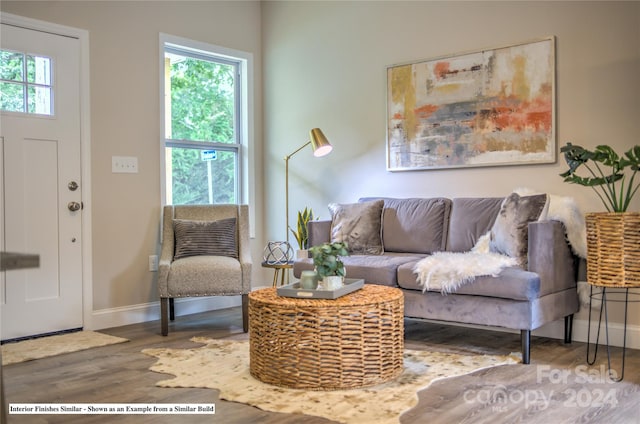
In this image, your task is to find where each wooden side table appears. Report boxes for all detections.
[261,261,293,287]
[248,284,404,390]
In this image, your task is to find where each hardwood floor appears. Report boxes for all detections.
[3,307,639,423]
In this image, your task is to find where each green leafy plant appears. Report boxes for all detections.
[309,241,349,279]
[560,143,640,212]
[289,207,315,250]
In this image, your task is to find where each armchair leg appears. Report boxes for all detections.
[161,298,169,336]
[242,294,249,333]
[521,330,531,364]
[169,298,175,321]
[564,314,574,344]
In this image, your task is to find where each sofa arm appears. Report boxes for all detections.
[307,220,332,247]
[528,220,577,296]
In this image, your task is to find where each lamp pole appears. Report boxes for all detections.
[283,128,333,246]
[284,141,312,245]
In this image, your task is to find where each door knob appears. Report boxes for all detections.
[68,181,79,191]
[68,201,81,212]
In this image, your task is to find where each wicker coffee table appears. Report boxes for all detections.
[248,284,404,390]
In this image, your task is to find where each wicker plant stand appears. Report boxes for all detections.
[585,212,640,288]
[585,212,640,381]
[248,284,404,390]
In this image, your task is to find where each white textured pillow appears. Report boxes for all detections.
[173,218,237,260]
[489,193,548,267]
[328,200,384,255]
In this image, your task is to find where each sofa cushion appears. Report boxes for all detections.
[397,260,541,301]
[446,197,504,252]
[359,197,452,254]
[328,200,384,255]
[294,253,424,287]
[489,193,548,267]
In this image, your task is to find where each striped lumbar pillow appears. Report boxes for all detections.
[173,218,237,260]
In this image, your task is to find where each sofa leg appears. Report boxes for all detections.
[242,294,249,333]
[564,314,574,344]
[521,330,531,364]
[161,298,169,336]
[169,298,175,321]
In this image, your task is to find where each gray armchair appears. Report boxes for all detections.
[158,204,251,335]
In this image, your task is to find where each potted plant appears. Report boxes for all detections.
[560,143,639,212]
[309,241,349,290]
[560,143,640,287]
[289,207,315,259]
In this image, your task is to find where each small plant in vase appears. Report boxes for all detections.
[289,207,316,259]
[309,241,349,290]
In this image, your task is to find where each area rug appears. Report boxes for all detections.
[143,337,519,424]
[2,331,128,365]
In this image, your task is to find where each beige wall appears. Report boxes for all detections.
[262,1,639,332]
[0,1,266,313]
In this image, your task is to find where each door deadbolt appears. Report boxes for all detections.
[68,181,79,191]
[68,201,81,212]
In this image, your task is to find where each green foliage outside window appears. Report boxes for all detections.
[168,55,237,205]
[1,50,52,114]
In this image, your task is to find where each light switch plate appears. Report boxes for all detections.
[148,255,158,272]
[112,156,138,173]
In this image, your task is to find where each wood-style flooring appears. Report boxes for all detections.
[3,307,639,423]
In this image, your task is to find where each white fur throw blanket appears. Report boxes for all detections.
[414,191,587,295]
[414,235,518,294]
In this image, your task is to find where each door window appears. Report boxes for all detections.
[0,49,53,115]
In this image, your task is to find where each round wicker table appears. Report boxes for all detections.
[248,284,404,390]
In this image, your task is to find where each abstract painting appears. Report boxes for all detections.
[387,37,555,171]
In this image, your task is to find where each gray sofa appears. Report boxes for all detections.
[293,196,580,364]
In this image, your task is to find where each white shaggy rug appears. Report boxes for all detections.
[2,331,128,365]
[143,337,519,424]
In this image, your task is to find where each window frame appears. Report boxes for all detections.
[159,33,254,235]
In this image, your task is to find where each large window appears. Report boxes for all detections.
[162,37,249,206]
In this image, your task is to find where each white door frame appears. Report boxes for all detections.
[1,12,93,331]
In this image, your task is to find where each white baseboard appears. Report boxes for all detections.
[502,318,640,350]
[89,285,272,331]
[90,292,639,351]
[90,296,241,331]
[573,320,640,349]
[538,318,640,350]
[409,318,640,351]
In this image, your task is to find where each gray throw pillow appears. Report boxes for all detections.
[447,197,505,252]
[173,218,237,260]
[360,197,452,254]
[489,193,548,267]
[328,200,384,255]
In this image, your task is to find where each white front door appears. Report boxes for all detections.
[1,22,83,340]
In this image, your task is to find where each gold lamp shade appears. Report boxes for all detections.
[310,128,333,157]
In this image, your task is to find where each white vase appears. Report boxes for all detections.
[296,249,309,260]
[323,275,343,291]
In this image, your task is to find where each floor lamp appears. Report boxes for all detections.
[285,128,333,244]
